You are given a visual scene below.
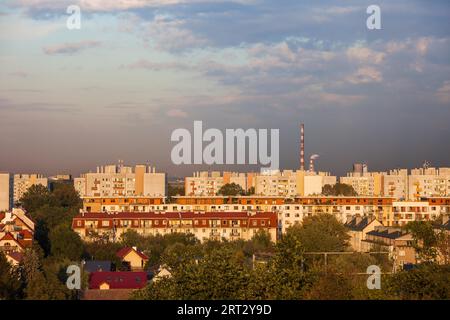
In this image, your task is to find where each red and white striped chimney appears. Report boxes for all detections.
[300,123,305,171]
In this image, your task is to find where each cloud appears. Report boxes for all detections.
[43,40,101,55]
[167,108,188,118]
[346,67,382,84]
[124,59,191,71]
[346,46,385,64]
[9,0,256,12]
[436,81,450,104]
[8,71,29,78]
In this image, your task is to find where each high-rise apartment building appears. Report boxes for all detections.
[74,164,166,198]
[13,174,48,204]
[0,173,13,212]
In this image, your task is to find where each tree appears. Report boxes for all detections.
[49,225,84,261]
[51,183,82,209]
[18,184,52,212]
[288,214,350,252]
[406,221,438,262]
[217,183,245,196]
[0,253,22,300]
[322,183,358,196]
[386,264,450,299]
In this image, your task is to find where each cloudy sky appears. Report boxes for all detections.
[0,0,449,177]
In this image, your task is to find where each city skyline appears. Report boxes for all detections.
[1,0,450,177]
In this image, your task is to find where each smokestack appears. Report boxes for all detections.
[300,123,305,171]
[309,154,319,173]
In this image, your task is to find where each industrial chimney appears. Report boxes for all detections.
[300,123,305,171]
[309,154,319,173]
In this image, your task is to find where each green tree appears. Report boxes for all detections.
[217,183,245,196]
[49,225,84,261]
[322,183,358,196]
[386,264,450,299]
[289,214,350,252]
[406,221,438,262]
[0,253,22,300]
[18,184,52,212]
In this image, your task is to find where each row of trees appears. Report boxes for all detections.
[132,215,449,300]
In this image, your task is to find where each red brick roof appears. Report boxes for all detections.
[117,247,149,260]
[74,211,276,219]
[89,271,147,289]
[7,251,24,263]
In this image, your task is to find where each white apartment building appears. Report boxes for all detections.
[340,172,384,196]
[13,174,48,204]
[383,169,408,200]
[74,164,166,198]
[255,170,336,197]
[0,173,12,212]
[408,167,450,200]
[185,171,253,196]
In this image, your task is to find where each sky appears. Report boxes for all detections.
[0,0,449,178]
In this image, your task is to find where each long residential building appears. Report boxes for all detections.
[72,211,278,243]
[74,163,166,198]
[341,167,450,200]
[185,170,336,198]
[78,195,450,235]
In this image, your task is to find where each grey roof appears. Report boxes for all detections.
[344,216,376,231]
[366,227,407,240]
[84,260,112,273]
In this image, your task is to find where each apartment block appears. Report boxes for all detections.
[255,170,336,197]
[185,171,253,196]
[74,164,166,198]
[0,173,13,212]
[408,167,450,200]
[13,174,48,204]
[72,211,278,243]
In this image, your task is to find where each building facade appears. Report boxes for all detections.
[72,211,278,243]
[74,164,166,198]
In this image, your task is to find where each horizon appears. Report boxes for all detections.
[1,0,450,177]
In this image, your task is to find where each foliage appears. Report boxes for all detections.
[217,183,245,196]
[0,253,23,300]
[49,225,84,261]
[322,183,358,196]
[405,221,438,262]
[385,264,450,299]
[289,213,350,252]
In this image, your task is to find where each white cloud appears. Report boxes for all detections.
[436,80,450,104]
[166,108,188,117]
[43,40,101,55]
[346,46,385,64]
[346,67,382,84]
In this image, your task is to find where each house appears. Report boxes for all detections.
[152,265,172,283]
[0,232,27,254]
[362,226,416,271]
[89,271,148,290]
[344,216,383,252]
[84,260,112,273]
[0,208,34,254]
[117,247,149,270]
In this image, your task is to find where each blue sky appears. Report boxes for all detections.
[0,0,449,177]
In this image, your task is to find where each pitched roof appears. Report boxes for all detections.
[117,247,149,260]
[0,232,24,248]
[345,216,377,231]
[366,227,409,240]
[7,251,24,263]
[84,260,112,273]
[89,271,147,289]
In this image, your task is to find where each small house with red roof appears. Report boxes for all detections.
[116,247,149,270]
[89,271,147,290]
